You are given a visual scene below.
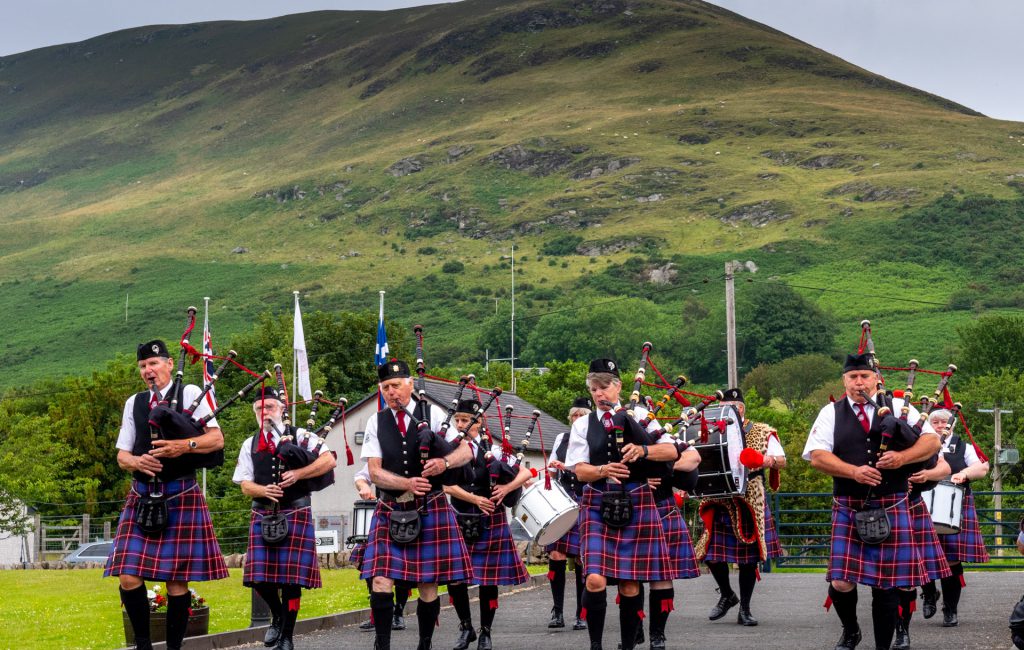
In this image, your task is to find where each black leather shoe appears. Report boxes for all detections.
[892,619,910,650]
[649,632,666,650]
[275,638,294,650]
[477,627,492,650]
[454,619,477,650]
[834,625,861,650]
[616,625,644,650]
[417,639,433,650]
[359,618,376,631]
[737,607,758,626]
[134,638,154,650]
[590,643,603,650]
[573,617,588,630]
[392,614,406,630]
[942,608,958,627]
[549,608,565,628]
[265,617,282,646]
[921,590,939,619]
[709,592,740,621]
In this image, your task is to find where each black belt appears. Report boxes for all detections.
[252,496,311,510]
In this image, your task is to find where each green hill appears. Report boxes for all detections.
[1,0,1022,387]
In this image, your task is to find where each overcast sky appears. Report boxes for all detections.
[3,0,1022,123]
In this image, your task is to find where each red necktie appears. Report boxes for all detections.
[266,432,277,455]
[396,410,407,437]
[602,411,613,431]
[149,391,159,409]
[856,403,871,434]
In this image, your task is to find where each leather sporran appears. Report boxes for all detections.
[388,509,422,544]
[853,506,891,544]
[136,494,169,535]
[456,512,485,545]
[600,489,633,529]
[261,512,289,544]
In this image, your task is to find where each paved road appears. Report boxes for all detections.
[228,571,1023,649]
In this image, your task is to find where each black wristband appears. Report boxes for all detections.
[642,444,649,458]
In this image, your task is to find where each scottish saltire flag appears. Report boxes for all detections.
[202,300,217,411]
[375,291,388,409]
[293,292,313,401]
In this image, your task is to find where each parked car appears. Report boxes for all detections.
[64,540,114,564]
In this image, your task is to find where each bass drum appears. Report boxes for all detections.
[685,404,748,498]
[921,480,965,535]
[512,481,579,547]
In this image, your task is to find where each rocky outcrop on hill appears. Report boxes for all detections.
[826,181,918,202]
[721,201,792,227]
[485,140,587,176]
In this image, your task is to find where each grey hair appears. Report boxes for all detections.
[929,408,953,423]
[568,407,592,419]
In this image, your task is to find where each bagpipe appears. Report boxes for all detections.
[266,365,339,493]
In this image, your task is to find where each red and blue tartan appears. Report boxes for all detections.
[907,494,952,582]
[655,496,700,579]
[764,500,782,559]
[359,492,473,584]
[349,541,366,568]
[464,508,529,586]
[544,518,581,557]
[105,478,229,582]
[826,493,929,590]
[939,491,990,564]
[702,504,760,565]
[579,483,673,582]
[244,506,322,588]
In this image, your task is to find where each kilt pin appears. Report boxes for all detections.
[105,477,229,582]
[245,505,322,588]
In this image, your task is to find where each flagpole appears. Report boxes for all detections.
[378,291,386,411]
[202,296,210,498]
[293,291,299,424]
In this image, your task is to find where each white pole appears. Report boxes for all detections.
[292,291,299,424]
[202,295,211,497]
[725,261,738,388]
[125,291,129,322]
[510,244,516,393]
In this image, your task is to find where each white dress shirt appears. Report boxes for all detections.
[802,395,933,461]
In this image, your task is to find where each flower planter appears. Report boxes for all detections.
[122,606,209,645]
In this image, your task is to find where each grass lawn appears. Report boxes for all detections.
[0,564,549,649]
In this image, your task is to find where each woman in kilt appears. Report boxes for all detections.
[803,353,940,650]
[919,409,991,628]
[106,340,229,650]
[233,387,337,650]
[444,398,531,650]
[544,397,592,631]
[361,360,474,650]
[565,358,682,650]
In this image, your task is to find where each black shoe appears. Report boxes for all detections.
[649,632,666,650]
[590,643,603,650]
[834,625,861,650]
[133,639,153,650]
[942,607,958,627]
[573,617,588,630]
[549,608,566,628]
[374,637,390,650]
[454,619,477,650]
[892,619,910,650]
[360,618,376,631]
[477,627,492,650]
[417,639,433,650]
[737,607,758,626]
[393,613,406,630]
[709,592,740,621]
[616,625,644,650]
[921,589,939,620]
[265,617,282,646]
[275,638,294,650]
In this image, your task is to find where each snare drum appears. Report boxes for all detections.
[512,481,579,546]
[686,405,748,498]
[347,499,377,545]
[921,481,965,535]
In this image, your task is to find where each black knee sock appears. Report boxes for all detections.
[417,597,441,641]
[870,587,899,650]
[942,564,964,612]
[280,585,301,641]
[738,563,757,608]
[828,585,859,629]
[582,589,607,646]
[648,587,674,639]
[898,589,916,627]
[707,561,734,597]
[480,585,499,630]
[618,593,644,650]
[574,565,585,618]
[549,559,567,612]
[920,580,937,598]
[448,583,473,623]
[120,585,152,645]
[370,591,394,649]
[254,583,283,620]
[395,582,411,616]
[165,592,192,650]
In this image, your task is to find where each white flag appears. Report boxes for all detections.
[293,292,312,401]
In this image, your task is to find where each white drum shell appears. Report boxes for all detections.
[922,481,965,535]
[512,481,579,546]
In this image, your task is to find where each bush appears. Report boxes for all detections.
[541,234,583,256]
[441,261,465,274]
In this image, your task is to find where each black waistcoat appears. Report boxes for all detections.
[251,425,312,506]
[377,408,431,498]
[453,441,490,513]
[131,385,195,482]
[831,399,913,497]
[585,412,652,483]
[553,433,583,498]
[943,434,969,475]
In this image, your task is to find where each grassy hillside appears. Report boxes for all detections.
[1,0,1022,387]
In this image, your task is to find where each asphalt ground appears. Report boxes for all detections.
[222,570,1024,650]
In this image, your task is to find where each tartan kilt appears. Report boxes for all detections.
[244,506,322,588]
[703,504,760,565]
[359,492,473,584]
[579,483,673,582]
[907,495,952,582]
[655,497,700,579]
[105,478,228,582]
[764,500,783,559]
[939,491,991,564]
[826,493,928,590]
[544,518,581,557]
[349,542,366,569]
[465,508,529,586]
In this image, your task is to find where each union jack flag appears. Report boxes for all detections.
[202,306,217,411]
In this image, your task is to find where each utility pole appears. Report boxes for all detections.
[979,406,1012,552]
[725,261,738,388]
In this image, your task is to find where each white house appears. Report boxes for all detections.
[0,500,36,566]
